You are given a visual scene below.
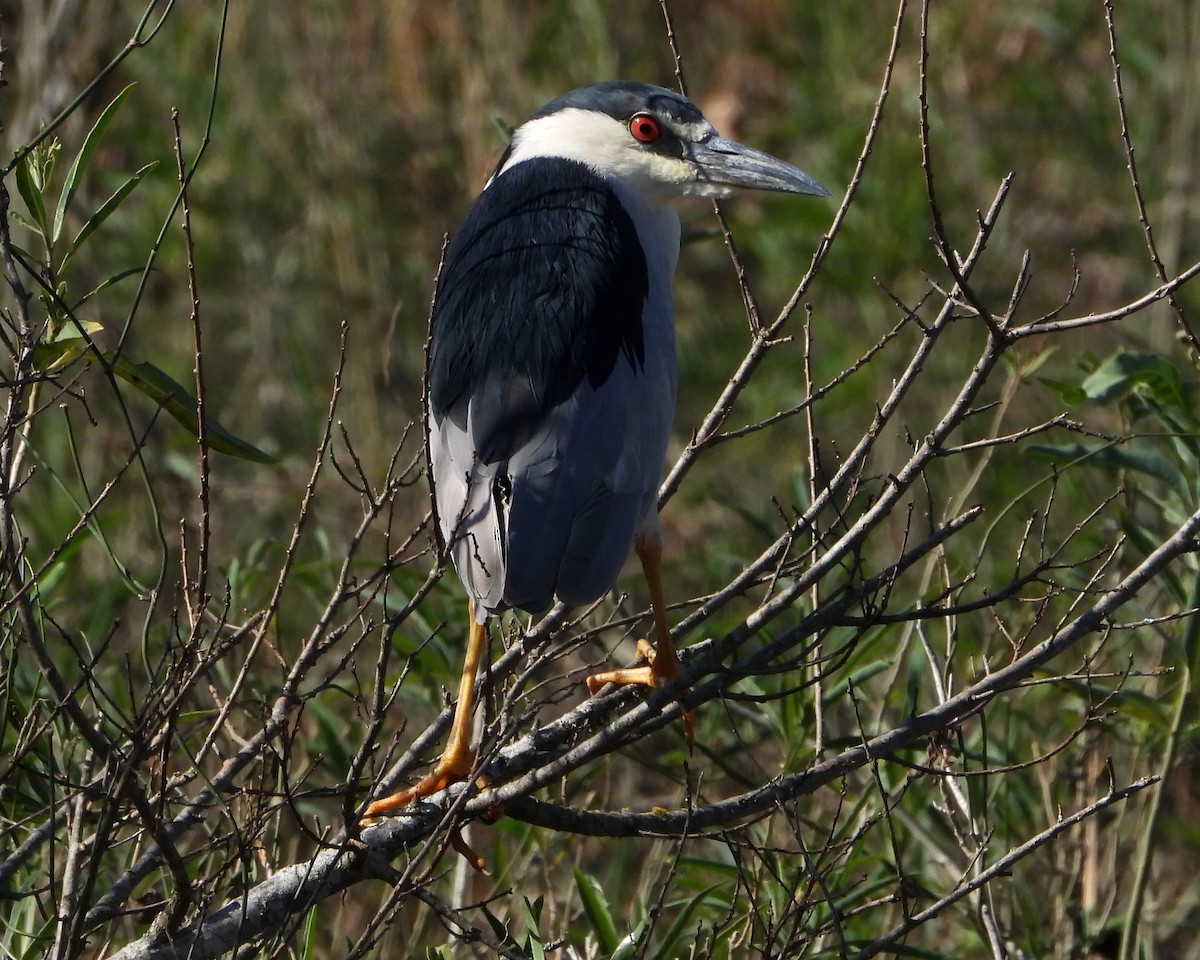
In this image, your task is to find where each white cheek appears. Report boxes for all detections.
[497,109,709,204]
[500,110,629,174]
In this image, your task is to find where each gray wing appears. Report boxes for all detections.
[427,158,678,619]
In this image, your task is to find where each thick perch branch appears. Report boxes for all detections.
[109,497,1200,959]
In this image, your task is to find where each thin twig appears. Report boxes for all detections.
[850,775,1158,959]
[1102,0,1200,357]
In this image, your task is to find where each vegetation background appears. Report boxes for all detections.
[3,1,1200,958]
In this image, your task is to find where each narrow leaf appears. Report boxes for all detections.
[655,885,724,956]
[1026,441,1183,493]
[609,931,641,960]
[6,239,38,264]
[15,153,48,239]
[1016,345,1057,377]
[479,904,508,942]
[110,355,275,463]
[821,660,892,705]
[67,161,158,258]
[72,266,145,310]
[522,896,546,960]
[30,319,105,372]
[300,906,318,960]
[573,867,619,954]
[52,82,137,244]
[1040,670,1170,726]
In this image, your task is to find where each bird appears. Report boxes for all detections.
[364,81,828,818]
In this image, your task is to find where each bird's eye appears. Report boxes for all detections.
[628,113,662,143]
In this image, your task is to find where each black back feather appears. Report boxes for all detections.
[428,158,649,463]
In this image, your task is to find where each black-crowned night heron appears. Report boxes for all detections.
[365,81,827,818]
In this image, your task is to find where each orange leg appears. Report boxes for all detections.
[586,532,694,744]
[364,615,488,818]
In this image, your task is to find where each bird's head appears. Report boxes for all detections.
[494,81,830,206]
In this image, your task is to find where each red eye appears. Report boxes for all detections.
[629,113,662,143]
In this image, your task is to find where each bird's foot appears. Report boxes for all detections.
[449,825,490,873]
[362,749,477,820]
[586,639,694,747]
[362,751,501,871]
[585,638,657,692]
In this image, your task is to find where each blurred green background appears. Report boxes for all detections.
[15,0,1197,591]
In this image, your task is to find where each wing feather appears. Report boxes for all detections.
[427,157,676,619]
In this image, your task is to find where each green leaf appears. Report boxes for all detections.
[52,82,137,245]
[574,866,620,954]
[1037,376,1087,406]
[521,896,546,960]
[33,139,61,192]
[655,885,723,957]
[1016,345,1057,378]
[5,239,38,267]
[1026,440,1183,492]
[608,927,642,960]
[30,319,105,372]
[1081,350,1186,409]
[14,152,48,239]
[66,161,158,261]
[479,904,508,943]
[821,659,893,705]
[22,426,151,599]
[72,266,145,310]
[299,905,318,960]
[109,355,275,463]
[1039,670,1171,726]
[676,856,738,879]
[7,209,40,234]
